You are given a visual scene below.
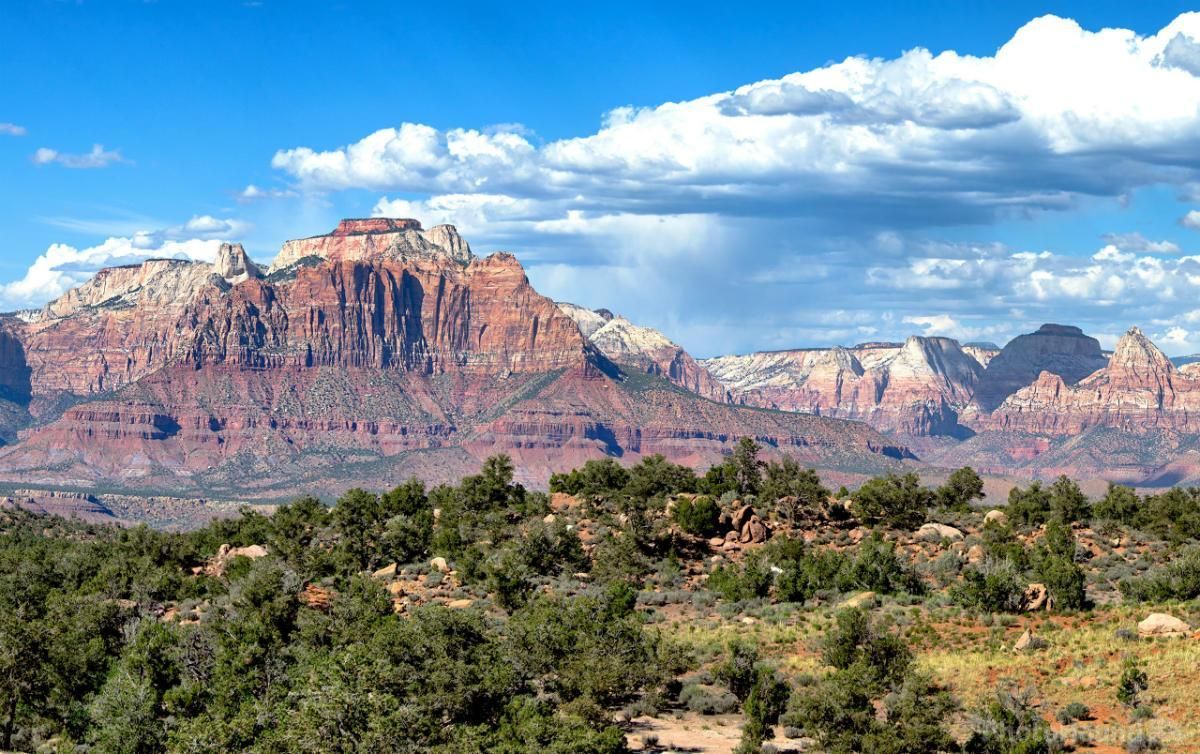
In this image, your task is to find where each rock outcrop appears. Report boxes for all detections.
[703,336,982,436]
[559,304,727,402]
[213,243,261,284]
[270,217,472,271]
[967,324,1108,413]
[976,328,1200,434]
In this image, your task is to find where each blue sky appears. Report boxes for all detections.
[5,1,1200,356]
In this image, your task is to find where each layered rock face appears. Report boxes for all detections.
[0,219,907,497]
[976,327,1200,433]
[558,304,728,402]
[270,218,472,271]
[703,336,982,436]
[967,324,1108,413]
[963,343,1001,369]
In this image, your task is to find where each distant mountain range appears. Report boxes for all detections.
[0,219,908,500]
[1,217,1197,501]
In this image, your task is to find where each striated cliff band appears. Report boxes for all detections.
[0,219,910,498]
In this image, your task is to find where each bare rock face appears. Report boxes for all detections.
[1021,583,1050,612]
[559,308,728,402]
[270,218,472,272]
[557,302,613,339]
[967,324,1108,413]
[976,327,1200,434]
[213,243,262,284]
[0,219,910,498]
[703,336,982,436]
[963,342,1001,369]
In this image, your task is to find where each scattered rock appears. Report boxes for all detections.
[446,599,474,609]
[1138,613,1190,637]
[372,563,397,580]
[542,513,556,524]
[917,523,964,542]
[1014,629,1047,652]
[707,537,726,548]
[430,557,450,573]
[966,544,986,564]
[299,584,334,612]
[203,543,268,578]
[840,591,877,609]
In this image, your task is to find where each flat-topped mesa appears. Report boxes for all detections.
[42,257,216,320]
[331,218,423,235]
[269,218,474,272]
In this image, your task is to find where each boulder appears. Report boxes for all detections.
[731,504,755,532]
[1021,583,1050,612]
[966,544,986,564]
[984,510,1008,526]
[1014,629,1046,652]
[372,563,397,580]
[1138,613,1190,637]
[739,514,770,544]
[447,598,474,609]
[918,523,964,542]
[430,557,450,573]
[707,537,726,549]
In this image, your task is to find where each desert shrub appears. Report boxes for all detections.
[1055,701,1091,724]
[1095,483,1141,525]
[549,457,631,499]
[1005,481,1053,527]
[680,684,739,714]
[708,553,772,603]
[761,459,829,523]
[980,519,1029,569]
[774,547,845,603]
[1125,733,1163,753]
[715,640,760,703]
[672,495,722,537]
[964,683,1063,754]
[838,533,924,596]
[1135,486,1200,542]
[936,467,985,512]
[1033,532,1087,611]
[591,530,650,586]
[623,454,698,500]
[821,608,912,690]
[1119,546,1200,601]
[737,668,791,752]
[951,557,1027,613]
[853,473,933,530]
[1117,659,1149,709]
[1048,475,1092,524]
[788,612,954,754]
